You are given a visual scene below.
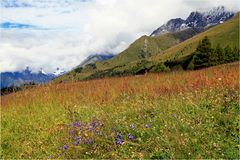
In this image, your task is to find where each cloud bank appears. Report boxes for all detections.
[0,0,239,73]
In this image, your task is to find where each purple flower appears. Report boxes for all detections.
[63,144,68,150]
[128,133,134,140]
[85,140,91,145]
[69,129,74,136]
[74,137,82,146]
[72,121,81,127]
[117,131,123,138]
[145,124,149,128]
[91,119,97,128]
[115,138,123,145]
[115,131,123,145]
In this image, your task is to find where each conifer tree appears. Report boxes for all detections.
[224,45,233,62]
[210,44,222,66]
[232,46,239,61]
[192,36,212,69]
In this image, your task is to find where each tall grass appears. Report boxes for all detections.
[1,62,239,159]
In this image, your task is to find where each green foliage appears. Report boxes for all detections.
[74,67,83,73]
[150,62,170,73]
[1,82,36,96]
[129,60,153,74]
[86,63,97,70]
[187,60,195,70]
[224,45,239,63]
[210,44,223,65]
[187,37,239,70]
[232,47,240,61]
[192,36,212,69]
[224,45,232,62]
[164,54,194,71]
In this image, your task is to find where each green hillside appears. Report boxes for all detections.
[100,28,202,69]
[54,13,239,83]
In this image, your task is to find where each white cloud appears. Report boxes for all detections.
[0,0,239,73]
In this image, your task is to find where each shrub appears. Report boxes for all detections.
[86,63,97,70]
[129,60,152,74]
[74,67,83,73]
[150,63,170,73]
[187,60,195,70]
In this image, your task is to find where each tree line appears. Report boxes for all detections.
[188,36,239,70]
[74,36,239,80]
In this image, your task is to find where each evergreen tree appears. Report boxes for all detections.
[232,46,240,61]
[192,36,212,69]
[210,44,222,66]
[224,45,233,62]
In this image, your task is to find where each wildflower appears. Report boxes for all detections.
[69,129,74,137]
[74,137,82,146]
[91,118,97,128]
[128,133,134,140]
[63,144,68,151]
[145,124,149,128]
[172,113,177,118]
[130,124,135,130]
[72,121,81,128]
[85,140,92,145]
[115,131,123,145]
[115,138,123,145]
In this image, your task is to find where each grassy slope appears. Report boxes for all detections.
[1,62,239,159]
[53,28,202,82]
[100,27,202,68]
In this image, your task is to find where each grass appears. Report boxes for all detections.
[1,62,239,159]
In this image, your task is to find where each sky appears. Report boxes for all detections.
[0,0,239,73]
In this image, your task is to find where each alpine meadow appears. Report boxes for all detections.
[0,1,239,159]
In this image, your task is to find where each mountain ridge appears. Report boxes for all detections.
[150,6,235,36]
[0,67,65,88]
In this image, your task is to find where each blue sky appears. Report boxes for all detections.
[0,0,239,73]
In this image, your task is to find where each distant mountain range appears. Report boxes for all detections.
[1,67,65,88]
[0,53,113,88]
[151,6,234,36]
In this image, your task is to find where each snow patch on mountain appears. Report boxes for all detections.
[151,6,235,36]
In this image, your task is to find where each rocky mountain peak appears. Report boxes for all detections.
[151,6,235,36]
